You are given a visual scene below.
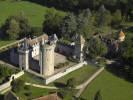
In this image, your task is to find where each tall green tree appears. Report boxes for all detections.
[122,33,133,66]
[121,33,133,82]
[112,9,122,27]
[66,78,75,88]
[5,18,20,40]
[95,5,112,27]
[2,13,31,39]
[43,9,64,37]
[60,13,77,39]
[77,8,94,38]
[85,37,108,59]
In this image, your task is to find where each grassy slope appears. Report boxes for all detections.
[19,72,45,85]
[50,65,98,86]
[16,86,55,100]
[0,1,65,27]
[81,70,133,100]
[0,40,15,47]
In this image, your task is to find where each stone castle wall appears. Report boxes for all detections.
[0,71,24,93]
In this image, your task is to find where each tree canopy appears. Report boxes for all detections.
[85,37,108,59]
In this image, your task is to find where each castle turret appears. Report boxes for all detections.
[18,39,29,70]
[74,35,85,62]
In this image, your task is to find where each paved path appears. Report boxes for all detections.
[25,82,58,89]
[75,67,104,97]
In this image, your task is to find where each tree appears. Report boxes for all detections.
[64,0,79,10]
[122,33,133,66]
[15,13,31,38]
[76,8,94,38]
[94,90,102,100]
[31,27,43,37]
[1,13,31,40]
[112,9,122,27]
[60,13,77,39]
[95,5,112,27]
[85,37,108,59]
[66,78,75,88]
[60,9,94,40]
[43,9,64,37]
[121,33,133,82]
[0,64,15,78]
[5,18,20,40]
[11,79,25,93]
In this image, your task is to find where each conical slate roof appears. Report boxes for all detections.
[119,30,125,38]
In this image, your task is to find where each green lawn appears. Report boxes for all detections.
[0,1,65,27]
[81,70,133,100]
[15,86,55,100]
[0,40,15,47]
[51,65,98,86]
[19,72,45,85]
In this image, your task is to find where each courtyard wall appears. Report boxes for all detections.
[0,71,24,94]
[45,61,87,84]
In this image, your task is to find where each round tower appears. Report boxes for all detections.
[18,39,29,70]
[40,43,56,77]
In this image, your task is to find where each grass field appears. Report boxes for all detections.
[0,1,65,27]
[0,40,15,47]
[81,70,133,100]
[15,86,55,100]
[19,72,44,85]
[51,65,98,86]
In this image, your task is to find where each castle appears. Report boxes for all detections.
[10,34,86,80]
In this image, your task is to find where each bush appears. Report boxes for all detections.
[11,79,25,93]
[0,64,17,78]
[66,78,75,88]
[31,27,43,37]
[58,88,75,99]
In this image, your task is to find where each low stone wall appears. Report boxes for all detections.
[75,67,104,97]
[0,71,24,93]
[45,61,87,84]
